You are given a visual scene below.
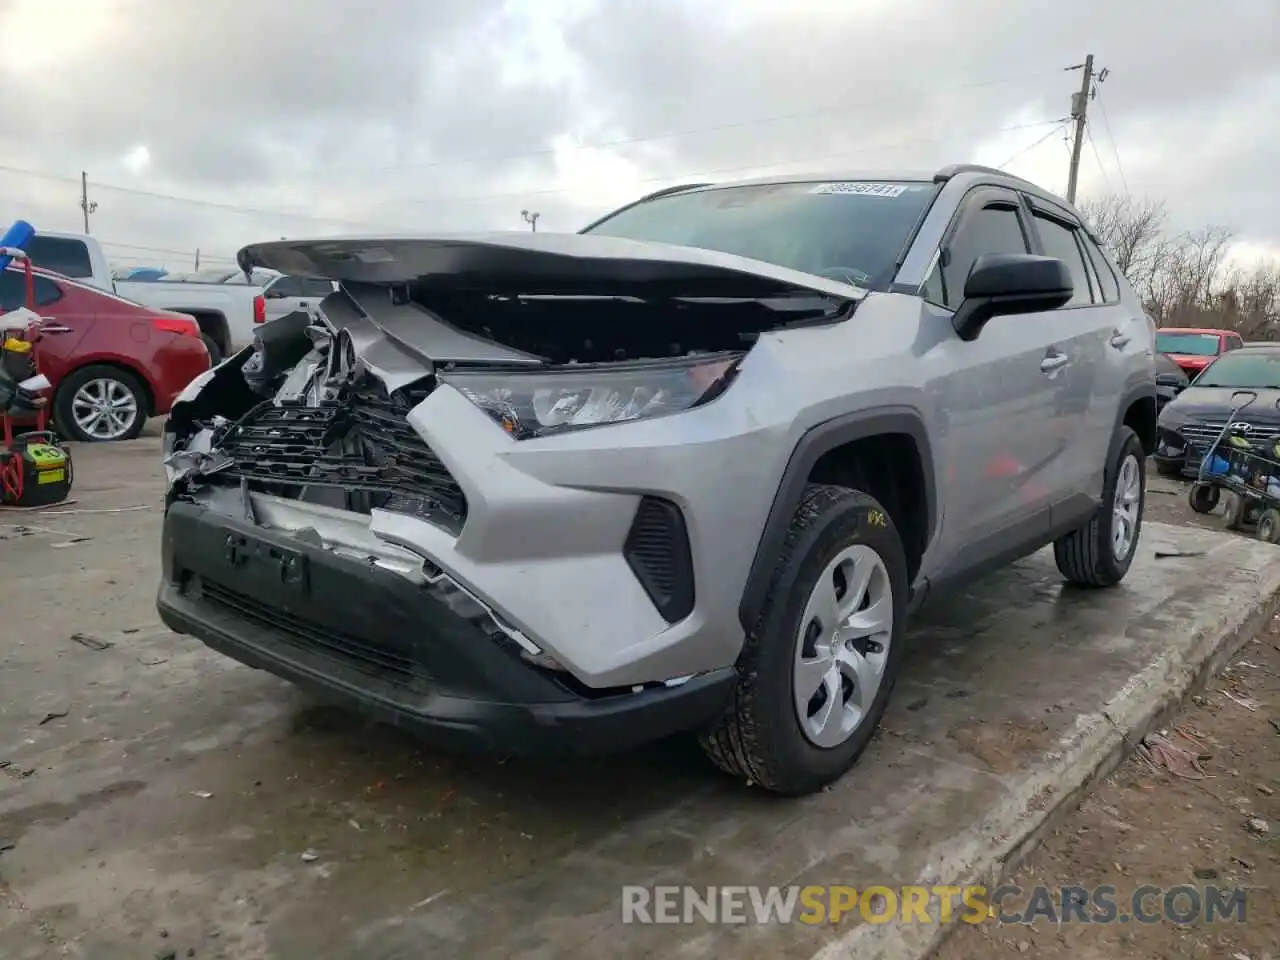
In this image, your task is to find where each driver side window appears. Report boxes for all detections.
[924,203,1030,310]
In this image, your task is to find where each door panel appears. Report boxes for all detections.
[921,189,1061,578]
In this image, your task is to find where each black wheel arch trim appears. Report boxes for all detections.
[737,406,938,631]
[1115,380,1158,458]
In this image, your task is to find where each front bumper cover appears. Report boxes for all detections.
[157,500,736,754]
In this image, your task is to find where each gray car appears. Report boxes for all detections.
[156,164,1157,796]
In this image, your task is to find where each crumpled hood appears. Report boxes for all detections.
[236,232,867,302]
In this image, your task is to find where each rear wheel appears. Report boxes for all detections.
[699,484,908,796]
[54,365,148,443]
[1055,426,1145,587]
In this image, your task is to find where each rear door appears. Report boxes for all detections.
[1022,198,1133,520]
[0,270,93,391]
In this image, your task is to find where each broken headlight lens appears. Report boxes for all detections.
[439,353,742,440]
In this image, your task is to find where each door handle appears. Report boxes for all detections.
[1040,352,1071,373]
[1109,331,1131,349]
[37,324,73,334]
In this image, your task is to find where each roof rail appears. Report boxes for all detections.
[634,182,713,203]
[932,163,1037,187]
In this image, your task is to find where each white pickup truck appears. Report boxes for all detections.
[23,231,265,364]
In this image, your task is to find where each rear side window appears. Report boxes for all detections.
[1080,233,1121,303]
[1032,213,1092,306]
[0,271,62,311]
[23,236,93,279]
[266,276,303,298]
[1225,334,1244,351]
[301,278,334,298]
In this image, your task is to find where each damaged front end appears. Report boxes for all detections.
[156,232,860,752]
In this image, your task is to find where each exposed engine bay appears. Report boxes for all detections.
[162,274,854,532]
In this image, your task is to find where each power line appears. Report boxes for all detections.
[0,117,1070,227]
[995,121,1073,169]
[360,68,1067,174]
[1085,124,1113,192]
[381,117,1070,208]
[1092,88,1129,194]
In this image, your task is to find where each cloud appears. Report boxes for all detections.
[0,0,1273,272]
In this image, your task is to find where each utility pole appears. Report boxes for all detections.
[79,171,98,233]
[1065,54,1101,204]
[194,248,201,271]
[521,209,540,232]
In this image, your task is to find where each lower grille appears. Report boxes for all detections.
[216,379,467,526]
[623,496,695,623]
[199,579,427,687]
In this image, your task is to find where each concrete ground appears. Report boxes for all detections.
[2,432,1278,960]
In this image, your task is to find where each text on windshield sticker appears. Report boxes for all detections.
[810,182,908,198]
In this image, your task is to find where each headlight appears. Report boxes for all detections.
[438,353,742,440]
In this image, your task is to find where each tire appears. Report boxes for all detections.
[201,333,224,366]
[1223,491,1248,531]
[1256,508,1280,543]
[1055,426,1145,587]
[54,365,148,443]
[1188,483,1219,514]
[699,484,909,796]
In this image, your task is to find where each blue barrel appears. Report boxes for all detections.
[0,220,36,271]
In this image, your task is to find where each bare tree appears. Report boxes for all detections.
[1078,192,1279,339]
[1077,194,1167,290]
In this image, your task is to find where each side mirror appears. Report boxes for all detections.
[952,253,1074,341]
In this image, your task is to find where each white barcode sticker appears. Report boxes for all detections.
[810,182,908,198]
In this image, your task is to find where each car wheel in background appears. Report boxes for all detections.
[700,483,908,796]
[55,365,148,443]
[201,334,223,366]
[1055,425,1145,587]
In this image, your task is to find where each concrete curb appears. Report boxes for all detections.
[810,545,1280,960]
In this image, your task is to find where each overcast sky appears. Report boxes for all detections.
[0,0,1275,273]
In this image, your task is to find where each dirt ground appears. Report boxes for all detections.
[939,473,1280,960]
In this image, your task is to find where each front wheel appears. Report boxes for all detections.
[699,484,908,796]
[1055,426,1145,587]
[54,365,148,443]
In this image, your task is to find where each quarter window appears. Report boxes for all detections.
[1032,213,1092,306]
[1080,233,1121,303]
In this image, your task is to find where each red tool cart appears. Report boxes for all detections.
[0,245,73,507]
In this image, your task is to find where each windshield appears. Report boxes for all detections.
[582,180,937,290]
[1156,332,1220,356]
[1194,352,1280,388]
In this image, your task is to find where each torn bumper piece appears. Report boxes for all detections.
[156,501,736,754]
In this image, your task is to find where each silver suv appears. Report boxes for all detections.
[157,165,1156,796]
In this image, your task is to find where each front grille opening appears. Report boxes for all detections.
[196,578,429,688]
[214,377,467,530]
[623,496,695,624]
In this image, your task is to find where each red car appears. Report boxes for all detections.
[2,265,211,442]
[1154,326,1245,377]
